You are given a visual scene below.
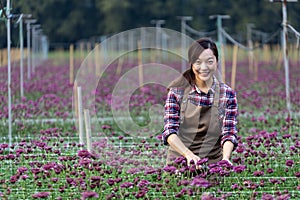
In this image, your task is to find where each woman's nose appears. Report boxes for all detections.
[199,62,208,70]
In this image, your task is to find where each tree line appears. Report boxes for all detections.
[0,0,299,48]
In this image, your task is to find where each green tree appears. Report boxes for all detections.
[0,0,299,48]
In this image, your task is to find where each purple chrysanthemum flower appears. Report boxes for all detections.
[81,191,98,200]
[253,170,264,177]
[209,166,222,174]
[107,178,115,186]
[135,190,147,198]
[276,194,290,200]
[286,160,294,167]
[201,192,215,200]
[17,166,28,174]
[233,165,246,173]
[163,165,177,174]
[43,163,55,171]
[190,177,210,188]
[127,167,140,175]
[101,124,111,129]
[231,183,239,189]
[232,157,241,164]
[178,180,190,187]
[120,182,134,189]
[197,158,209,165]
[0,144,9,149]
[282,134,291,139]
[269,179,281,184]
[32,192,50,199]
[261,193,274,200]
[9,175,18,184]
[77,150,92,158]
[90,176,101,183]
[137,179,150,188]
[217,160,233,168]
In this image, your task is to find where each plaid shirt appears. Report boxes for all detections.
[162,76,238,149]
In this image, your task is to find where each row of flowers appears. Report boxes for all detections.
[0,58,299,199]
[0,59,300,120]
[0,118,299,199]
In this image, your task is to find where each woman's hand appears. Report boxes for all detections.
[221,158,233,165]
[183,150,201,169]
[167,134,202,169]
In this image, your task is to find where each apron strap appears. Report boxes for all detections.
[179,86,191,125]
[213,79,220,107]
[196,80,222,158]
[179,78,221,125]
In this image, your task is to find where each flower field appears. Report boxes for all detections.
[0,55,299,199]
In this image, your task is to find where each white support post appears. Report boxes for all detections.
[177,16,192,72]
[7,0,12,146]
[77,86,84,146]
[25,19,36,80]
[282,0,291,118]
[209,15,230,82]
[247,23,255,74]
[270,0,298,119]
[19,15,24,98]
[84,109,92,152]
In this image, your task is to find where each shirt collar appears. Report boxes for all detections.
[191,76,218,94]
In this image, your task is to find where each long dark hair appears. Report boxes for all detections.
[168,38,218,89]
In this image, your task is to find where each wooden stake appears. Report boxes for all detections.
[87,42,92,73]
[80,42,84,63]
[263,44,270,63]
[69,44,74,84]
[138,41,143,88]
[84,109,92,152]
[231,45,238,90]
[221,44,226,83]
[248,50,254,74]
[0,49,2,66]
[3,49,7,66]
[276,45,283,70]
[116,57,124,76]
[94,43,100,76]
[254,55,258,81]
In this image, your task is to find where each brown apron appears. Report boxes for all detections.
[166,82,222,165]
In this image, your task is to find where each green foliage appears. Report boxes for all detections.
[0,0,299,48]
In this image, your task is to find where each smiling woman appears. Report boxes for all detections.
[162,38,238,171]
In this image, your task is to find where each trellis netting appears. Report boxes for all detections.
[73,27,226,158]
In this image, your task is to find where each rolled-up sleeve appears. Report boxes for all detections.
[221,90,238,150]
[162,89,181,145]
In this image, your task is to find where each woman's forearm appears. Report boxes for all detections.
[222,140,234,160]
[167,134,191,157]
[167,134,201,167]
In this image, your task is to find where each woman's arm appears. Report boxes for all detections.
[167,134,200,166]
[162,89,181,145]
[222,140,234,163]
[221,89,238,163]
[162,88,201,167]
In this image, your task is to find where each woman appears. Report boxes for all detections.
[162,38,238,167]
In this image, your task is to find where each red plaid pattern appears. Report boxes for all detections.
[162,77,238,149]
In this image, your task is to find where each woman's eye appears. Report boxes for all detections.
[207,60,214,65]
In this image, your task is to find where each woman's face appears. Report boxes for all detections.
[191,48,217,83]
